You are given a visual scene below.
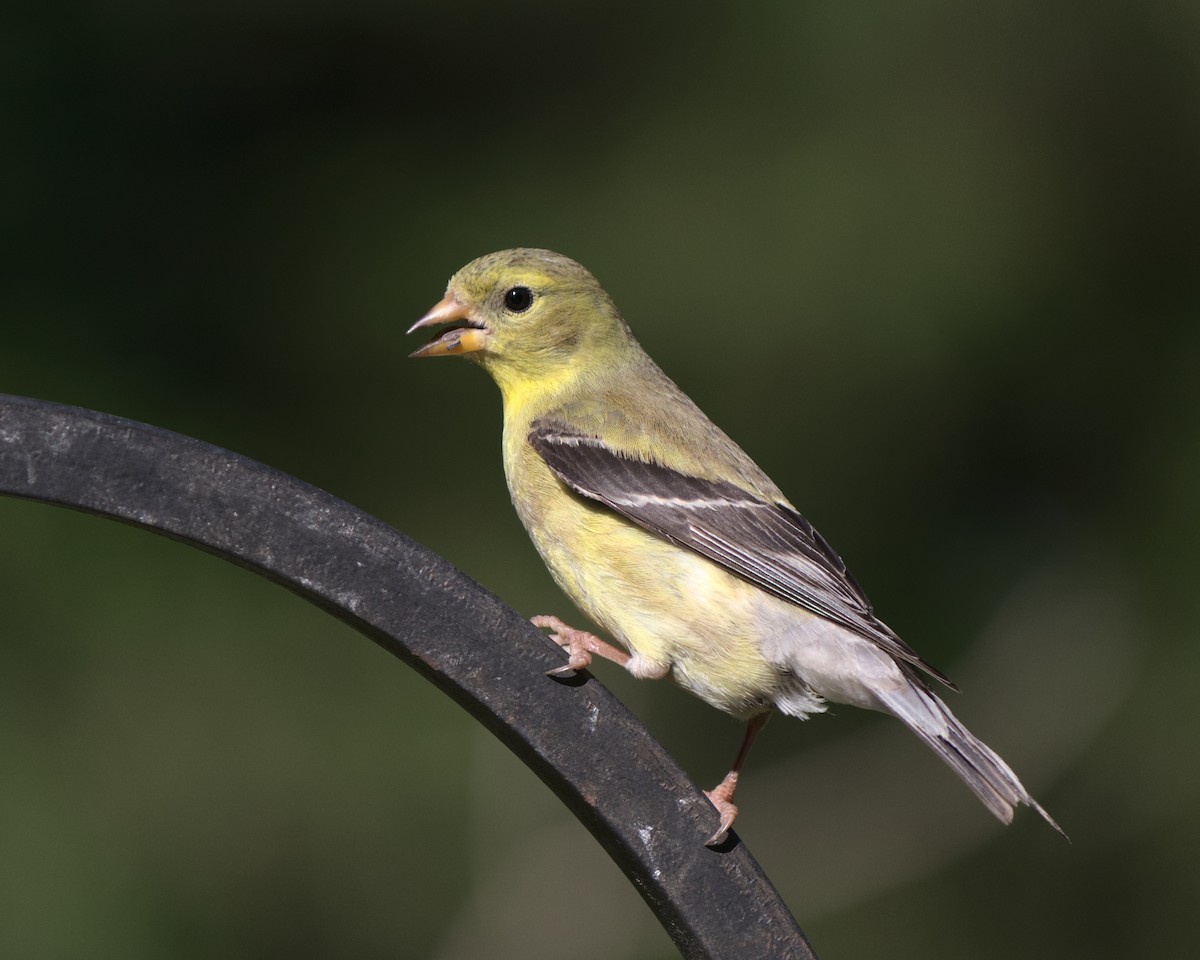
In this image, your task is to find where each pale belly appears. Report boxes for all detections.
[524,488,821,718]
[504,435,899,720]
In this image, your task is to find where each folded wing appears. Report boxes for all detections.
[529,420,954,689]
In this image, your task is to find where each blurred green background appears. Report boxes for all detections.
[2,0,1197,957]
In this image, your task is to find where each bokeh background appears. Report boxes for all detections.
[3,1,1198,957]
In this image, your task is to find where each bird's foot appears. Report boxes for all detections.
[532,615,630,676]
[703,771,740,847]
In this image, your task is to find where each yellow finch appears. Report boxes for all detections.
[409,248,1063,845]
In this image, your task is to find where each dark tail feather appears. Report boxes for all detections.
[874,679,1068,840]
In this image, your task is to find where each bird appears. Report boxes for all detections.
[408,247,1064,845]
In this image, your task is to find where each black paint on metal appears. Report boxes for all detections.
[0,394,816,960]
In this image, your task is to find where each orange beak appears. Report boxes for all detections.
[407,295,490,358]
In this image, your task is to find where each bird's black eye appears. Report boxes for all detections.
[504,286,534,313]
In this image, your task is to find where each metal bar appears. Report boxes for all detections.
[0,393,816,960]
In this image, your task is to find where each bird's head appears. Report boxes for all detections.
[409,248,632,393]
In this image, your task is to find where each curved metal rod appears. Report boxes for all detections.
[0,394,815,960]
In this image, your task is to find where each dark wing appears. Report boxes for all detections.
[529,420,954,688]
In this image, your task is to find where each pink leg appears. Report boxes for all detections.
[532,614,631,677]
[704,711,770,846]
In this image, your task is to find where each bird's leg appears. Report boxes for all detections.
[704,711,770,847]
[532,614,631,677]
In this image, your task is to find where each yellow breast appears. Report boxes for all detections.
[503,427,788,717]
